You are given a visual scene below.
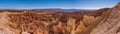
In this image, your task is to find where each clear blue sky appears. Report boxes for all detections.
[0,0,119,9]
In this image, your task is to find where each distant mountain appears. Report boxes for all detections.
[32,8,96,12]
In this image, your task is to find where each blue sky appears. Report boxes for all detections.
[0,0,119,9]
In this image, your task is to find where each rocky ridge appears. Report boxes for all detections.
[90,2,120,34]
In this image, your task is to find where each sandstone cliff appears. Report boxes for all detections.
[90,3,120,34]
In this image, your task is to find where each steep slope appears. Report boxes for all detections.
[90,3,120,34]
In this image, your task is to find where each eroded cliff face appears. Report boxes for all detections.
[0,11,98,34]
[90,3,120,34]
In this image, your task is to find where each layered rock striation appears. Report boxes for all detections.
[90,3,120,34]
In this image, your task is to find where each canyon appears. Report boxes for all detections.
[0,3,120,34]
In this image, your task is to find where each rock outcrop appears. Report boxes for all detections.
[90,3,120,34]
